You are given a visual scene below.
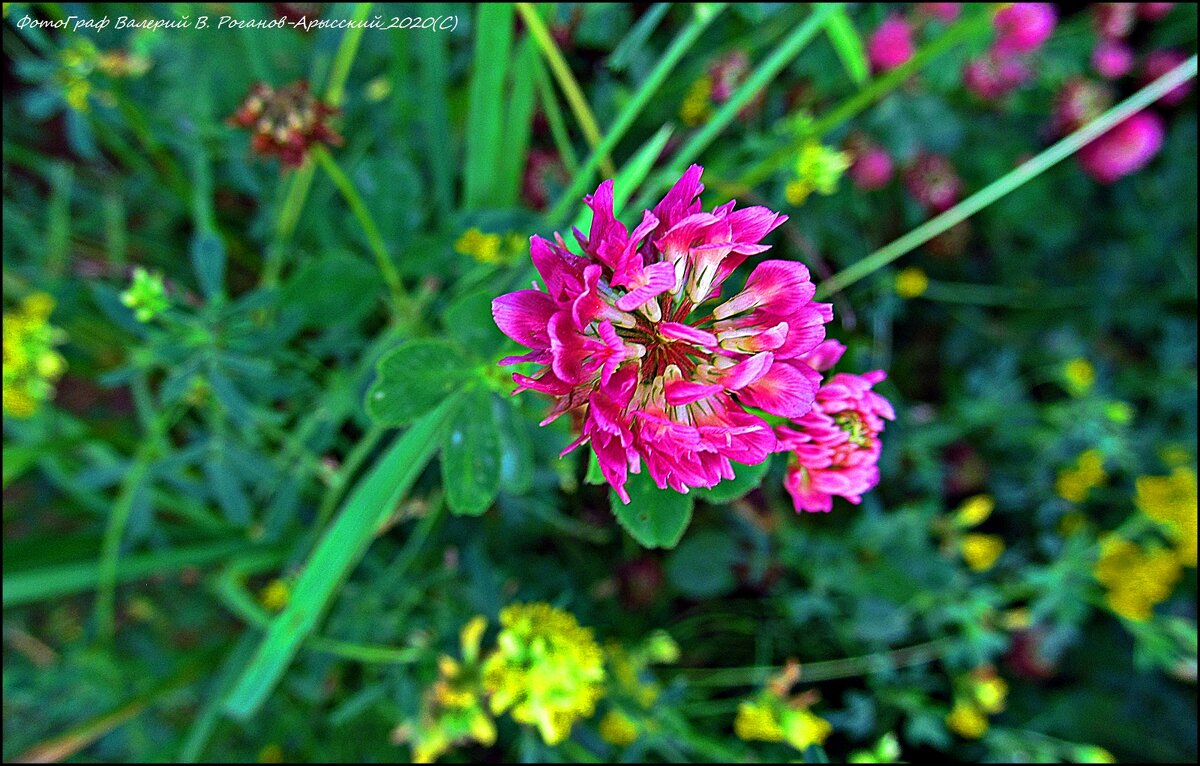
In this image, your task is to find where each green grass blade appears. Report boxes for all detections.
[549,3,727,225]
[499,37,540,206]
[571,124,674,233]
[222,391,465,719]
[3,539,274,608]
[534,58,581,175]
[608,3,672,71]
[415,2,454,214]
[824,7,868,85]
[628,3,841,213]
[463,3,515,210]
[817,54,1199,298]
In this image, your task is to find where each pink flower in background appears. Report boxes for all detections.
[905,154,963,213]
[1078,111,1165,183]
[1093,3,1138,39]
[850,145,895,191]
[777,342,895,513]
[1092,40,1135,79]
[1052,78,1113,135]
[868,15,915,72]
[710,51,750,103]
[493,166,834,501]
[918,3,961,22]
[993,3,1057,55]
[964,53,1031,100]
[1142,50,1193,105]
[1138,3,1174,21]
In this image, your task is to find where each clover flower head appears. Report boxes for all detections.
[963,52,1031,100]
[494,166,834,502]
[3,293,67,419]
[905,154,963,213]
[1142,49,1193,105]
[849,144,894,191]
[229,81,342,167]
[1092,40,1135,79]
[1052,78,1113,136]
[993,2,1057,55]
[1139,3,1175,22]
[481,603,605,745]
[777,341,894,513]
[1092,2,1137,40]
[868,15,915,72]
[1078,111,1164,184]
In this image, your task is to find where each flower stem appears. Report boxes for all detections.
[816,54,1198,299]
[312,146,407,311]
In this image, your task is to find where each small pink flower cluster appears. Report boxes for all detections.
[1090,3,1181,82]
[964,3,1057,101]
[493,167,892,513]
[905,154,963,214]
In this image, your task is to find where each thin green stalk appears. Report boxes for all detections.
[817,54,1198,298]
[259,6,370,288]
[533,59,581,175]
[316,424,386,527]
[548,3,727,224]
[515,2,617,177]
[628,3,841,214]
[731,4,997,195]
[94,445,154,640]
[312,146,406,310]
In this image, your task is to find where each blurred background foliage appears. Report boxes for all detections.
[2,2,1197,763]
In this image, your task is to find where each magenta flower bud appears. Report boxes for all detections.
[964,52,1031,100]
[1092,2,1137,39]
[850,145,894,190]
[1052,78,1113,135]
[868,15,915,72]
[1138,3,1174,21]
[993,3,1057,55]
[918,3,961,22]
[905,154,963,213]
[778,370,895,513]
[1142,49,1193,105]
[1092,40,1135,79]
[1077,111,1165,183]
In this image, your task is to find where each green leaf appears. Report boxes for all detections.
[444,287,507,351]
[442,389,502,516]
[189,231,225,300]
[496,399,533,494]
[696,457,772,504]
[223,392,463,719]
[610,471,694,549]
[824,8,869,85]
[463,3,515,210]
[666,529,739,598]
[366,339,471,426]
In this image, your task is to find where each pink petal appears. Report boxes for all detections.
[659,321,718,349]
[739,359,821,418]
[492,289,556,349]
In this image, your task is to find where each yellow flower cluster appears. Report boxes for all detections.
[785,141,851,206]
[733,662,833,752]
[1062,357,1096,396]
[54,37,149,112]
[961,534,1005,572]
[481,603,606,746]
[598,630,680,747]
[680,76,714,126]
[894,266,929,299]
[954,495,995,528]
[407,617,496,764]
[1135,467,1198,567]
[3,293,67,418]
[945,667,1008,739]
[1093,535,1182,622]
[946,495,1005,572]
[1056,449,1107,503]
[454,228,526,265]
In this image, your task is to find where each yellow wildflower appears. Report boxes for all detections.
[1056,449,1107,503]
[954,494,994,527]
[961,533,1005,572]
[1093,535,1182,622]
[734,699,786,743]
[782,707,833,751]
[786,141,852,205]
[968,667,1008,714]
[1062,357,1095,395]
[407,616,496,763]
[481,603,605,745]
[1135,467,1198,567]
[894,267,929,299]
[946,699,988,739]
[680,76,713,126]
[3,293,67,418]
[454,228,503,264]
[258,579,291,612]
[598,710,639,746]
